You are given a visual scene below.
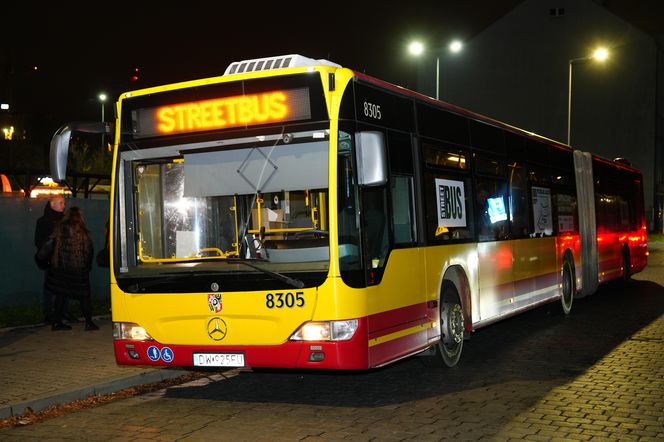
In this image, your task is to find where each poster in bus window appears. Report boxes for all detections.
[435,178,466,228]
[532,186,553,236]
[556,194,575,232]
[487,196,507,223]
[619,199,629,227]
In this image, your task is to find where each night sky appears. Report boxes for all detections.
[4,0,662,134]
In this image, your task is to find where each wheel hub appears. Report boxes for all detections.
[445,303,464,345]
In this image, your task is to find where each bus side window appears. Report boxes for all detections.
[337,130,364,288]
[474,152,508,242]
[387,131,416,245]
[553,190,578,234]
[476,177,509,241]
[506,133,529,238]
[362,187,389,270]
[391,175,415,244]
[508,161,529,238]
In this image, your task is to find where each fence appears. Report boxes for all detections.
[0,196,110,309]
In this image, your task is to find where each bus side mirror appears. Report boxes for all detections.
[355,131,387,187]
[49,122,112,182]
[50,125,73,182]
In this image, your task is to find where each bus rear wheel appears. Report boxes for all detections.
[560,258,574,315]
[437,282,464,367]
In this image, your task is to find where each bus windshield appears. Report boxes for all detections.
[120,129,330,284]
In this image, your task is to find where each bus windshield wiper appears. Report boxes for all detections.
[124,270,222,293]
[229,258,304,289]
[124,263,304,292]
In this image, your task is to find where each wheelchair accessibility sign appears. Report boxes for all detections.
[160,347,174,363]
[146,345,174,363]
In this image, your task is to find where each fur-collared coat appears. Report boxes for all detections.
[45,232,94,299]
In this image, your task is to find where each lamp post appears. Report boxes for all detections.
[567,47,609,146]
[98,93,107,122]
[408,39,463,100]
[98,93,107,150]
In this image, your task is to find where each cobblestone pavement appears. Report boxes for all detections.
[1,243,663,441]
[0,318,188,418]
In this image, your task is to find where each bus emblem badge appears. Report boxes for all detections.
[208,293,222,313]
[207,317,227,341]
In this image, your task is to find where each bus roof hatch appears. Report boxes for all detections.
[224,54,340,76]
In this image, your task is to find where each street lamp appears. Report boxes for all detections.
[408,39,463,100]
[98,93,107,150]
[98,93,107,122]
[567,47,609,145]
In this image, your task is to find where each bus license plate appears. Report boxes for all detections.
[194,353,245,367]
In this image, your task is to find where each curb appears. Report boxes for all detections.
[0,368,186,419]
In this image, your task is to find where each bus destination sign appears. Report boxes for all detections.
[132,88,312,138]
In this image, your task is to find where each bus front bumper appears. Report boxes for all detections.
[113,337,369,370]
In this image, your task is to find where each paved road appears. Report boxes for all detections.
[1,244,663,441]
[0,317,187,419]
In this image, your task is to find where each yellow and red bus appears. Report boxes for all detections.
[51,54,647,369]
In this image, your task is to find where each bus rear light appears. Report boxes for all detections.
[113,322,154,341]
[290,319,359,342]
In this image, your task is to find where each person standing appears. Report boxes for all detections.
[46,206,99,331]
[34,194,74,324]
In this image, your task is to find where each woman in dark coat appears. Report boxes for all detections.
[46,207,99,331]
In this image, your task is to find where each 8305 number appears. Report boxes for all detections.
[266,291,305,309]
[363,101,382,120]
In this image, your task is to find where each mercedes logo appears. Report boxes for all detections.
[207,317,227,341]
[211,282,219,292]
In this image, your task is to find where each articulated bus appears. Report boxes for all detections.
[51,54,647,369]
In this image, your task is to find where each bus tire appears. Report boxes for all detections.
[560,256,574,315]
[437,281,464,367]
[622,245,631,282]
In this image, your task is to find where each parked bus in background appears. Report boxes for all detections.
[51,54,647,369]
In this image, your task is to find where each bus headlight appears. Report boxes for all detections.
[113,322,154,341]
[290,319,359,341]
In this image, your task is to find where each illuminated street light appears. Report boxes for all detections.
[98,93,107,122]
[567,47,610,145]
[99,93,107,150]
[449,40,463,53]
[593,47,609,62]
[408,41,424,56]
[408,39,463,100]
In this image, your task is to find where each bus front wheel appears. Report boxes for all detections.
[437,282,464,367]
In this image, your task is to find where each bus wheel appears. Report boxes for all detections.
[560,258,574,315]
[438,282,464,367]
[622,246,631,282]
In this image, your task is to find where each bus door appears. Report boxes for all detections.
[475,173,514,321]
[511,161,559,309]
[353,130,427,364]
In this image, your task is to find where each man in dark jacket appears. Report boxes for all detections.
[34,195,76,324]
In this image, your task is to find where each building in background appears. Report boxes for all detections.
[417,0,663,232]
